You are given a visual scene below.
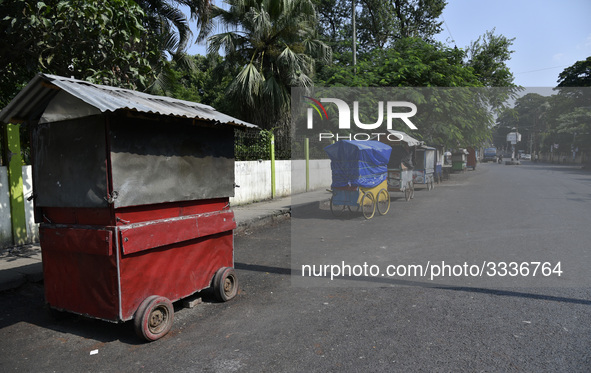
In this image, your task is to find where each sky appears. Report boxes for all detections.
[185,0,591,88]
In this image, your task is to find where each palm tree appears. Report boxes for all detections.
[135,0,213,53]
[206,0,331,130]
[134,0,214,93]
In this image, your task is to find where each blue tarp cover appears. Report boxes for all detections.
[324,140,392,188]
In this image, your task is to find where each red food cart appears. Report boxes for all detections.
[0,74,257,341]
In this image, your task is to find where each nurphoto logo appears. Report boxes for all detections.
[304,96,418,142]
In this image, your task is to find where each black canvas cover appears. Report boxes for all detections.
[109,119,235,208]
[32,116,109,207]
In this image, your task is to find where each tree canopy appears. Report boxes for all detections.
[557,56,591,87]
[1,0,161,106]
[1,0,524,153]
[205,0,331,132]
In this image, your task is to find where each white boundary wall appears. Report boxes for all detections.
[22,166,39,243]
[0,166,39,247]
[0,167,12,247]
[230,159,331,205]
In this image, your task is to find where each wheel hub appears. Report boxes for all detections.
[149,307,168,333]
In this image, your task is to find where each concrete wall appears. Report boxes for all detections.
[22,166,39,243]
[539,151,588,165]
[231,160,272,205]
[230,159,331,205]
[0,166,39,247]
[0,167,12,247]
[291,159,332,194]
[275,160,292,198]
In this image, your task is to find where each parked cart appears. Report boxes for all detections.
[413,146,436,190]
[378,130,422,201]
[0,74,257,341]
[325,140,392,219]
[452,149,469,172]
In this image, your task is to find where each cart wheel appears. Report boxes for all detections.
[213,267,239,302]
[361,192,376,219]
[376,189,390,215]
[330,196,348,217]
[134,295,174,342]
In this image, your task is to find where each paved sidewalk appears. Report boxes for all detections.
[0,189,331,293]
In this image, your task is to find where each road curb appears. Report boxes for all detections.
[235,209,291,234]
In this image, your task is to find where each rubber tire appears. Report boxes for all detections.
[134,295,174,342]
[361,192,376,219]
[213,267,239,302]
[376,189,390,215]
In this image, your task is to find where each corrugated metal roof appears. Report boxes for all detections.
[386,130,423,146]
[0,73,258,129]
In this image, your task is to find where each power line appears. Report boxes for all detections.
[515,65,570,74]
[442,16,456,45]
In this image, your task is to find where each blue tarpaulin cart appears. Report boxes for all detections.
[325,140,392,219]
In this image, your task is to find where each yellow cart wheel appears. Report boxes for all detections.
[361,191,376,219]
[376,189,390,215]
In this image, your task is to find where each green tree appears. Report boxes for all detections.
[206,0,331,132]
[314,0,445,54]
[496,93,549,153]
[167,53,237,110]
[133,0,218,93]
[315,38,510,147]
[317,38,474,87]
[556,56,591,87]
[0,0,162,107]
[317,37,522,147]
[465,29,517,88]
[135,0,213,54]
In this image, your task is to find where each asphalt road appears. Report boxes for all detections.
[1,162,590,372]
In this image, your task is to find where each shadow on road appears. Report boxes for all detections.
[234,261,591,306]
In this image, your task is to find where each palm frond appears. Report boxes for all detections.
[227,62,264,108]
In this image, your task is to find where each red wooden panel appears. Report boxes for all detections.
[40,226,113,256]
[41,227,119,321]
[41,207,113,226]
[118,231,233,320]
[119,210,236,255]
[197,211,236,237]
[115,198,228,225]
[119,217,198,255]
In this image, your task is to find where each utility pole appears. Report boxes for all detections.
[352,0,356,74]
